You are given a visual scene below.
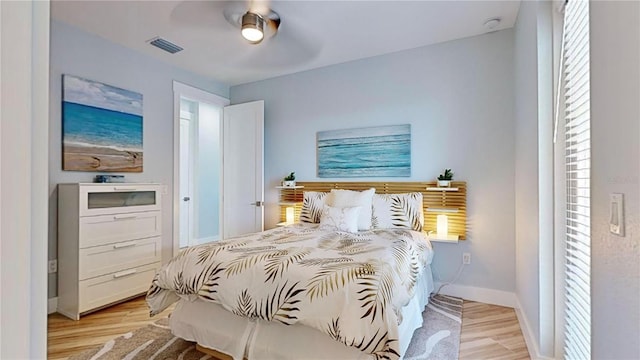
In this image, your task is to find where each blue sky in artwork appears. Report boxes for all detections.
[63,75,143,116]
[317,124,410,140]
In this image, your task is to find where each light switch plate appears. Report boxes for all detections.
[609,193,624,236]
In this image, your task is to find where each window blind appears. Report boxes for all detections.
[562,0,591,359]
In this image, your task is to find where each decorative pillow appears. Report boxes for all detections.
[300,191,329,223]
[371,192,424,231]
[319,205,361,233]
[327,188,375,231]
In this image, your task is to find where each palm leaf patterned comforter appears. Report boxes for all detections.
[147,224,433,360]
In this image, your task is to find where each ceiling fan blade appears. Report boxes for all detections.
[170,1,245,30]
[237,24,323,68]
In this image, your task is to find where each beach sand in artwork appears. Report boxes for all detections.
[63,143,143,172]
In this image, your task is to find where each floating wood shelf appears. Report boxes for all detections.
[426,187,459,192]
[427,234,460,243]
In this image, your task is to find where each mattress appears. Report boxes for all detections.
[169,266,434,360]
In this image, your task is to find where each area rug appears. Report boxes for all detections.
[404,294,463,360]
[70,294,463,360]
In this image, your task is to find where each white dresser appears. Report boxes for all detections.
[57,183,163,320]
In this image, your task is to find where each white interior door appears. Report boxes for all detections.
[223,100,264,238]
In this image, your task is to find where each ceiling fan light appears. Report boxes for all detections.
[241,12,265,44]
[241,27,263,42]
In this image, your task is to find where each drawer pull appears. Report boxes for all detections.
[113,241,137,249]
[113,187,137,191]
[113,269,137,278]
[113,214,137,220]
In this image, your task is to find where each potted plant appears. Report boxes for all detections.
[437,169,454,187]
[283,172,296,187]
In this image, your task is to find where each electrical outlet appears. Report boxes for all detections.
[462,252,471,265]
[48,259,57,274]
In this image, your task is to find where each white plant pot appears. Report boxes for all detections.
[283,180,296,187]
[437,180,451,187]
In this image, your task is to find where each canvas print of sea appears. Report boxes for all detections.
[62,75,143,172]
[317,124,411,177]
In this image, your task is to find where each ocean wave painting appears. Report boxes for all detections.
[62,75,143,172]
[318,124,411,177]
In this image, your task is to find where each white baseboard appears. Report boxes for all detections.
[48,297,58,314]
[515,297,556,360]
[433,282,516,308]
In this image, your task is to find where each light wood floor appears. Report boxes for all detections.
[460,301,531,359]
[48,297,174,360]
[48,296,530,360]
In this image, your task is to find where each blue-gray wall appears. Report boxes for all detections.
[48,20,229,298]
[231,29,516,294]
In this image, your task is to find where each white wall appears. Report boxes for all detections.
[231,30,517,295]
[1,1,49,357]
[48,20,229,298]
[513,1,555,357]
[514,1,541,353]
[535,2,554,356]
[590,2,640,358]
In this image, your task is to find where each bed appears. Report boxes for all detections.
[147,184,437,360]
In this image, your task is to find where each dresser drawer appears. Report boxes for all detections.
[79,237,161,280]
[78,262,159,314]
[79,185,161,217]
[79,211,161,248]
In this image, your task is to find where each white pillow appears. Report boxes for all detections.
[300,191,329,223]
[371,192,424,231]
[319,205,361,233]
[327,188,375,230]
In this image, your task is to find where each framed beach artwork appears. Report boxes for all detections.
[317,124,411,177]
[62,75,143,172]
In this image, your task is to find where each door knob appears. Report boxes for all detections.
[183,197,190,201]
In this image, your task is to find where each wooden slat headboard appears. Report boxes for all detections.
[279,181,467,240]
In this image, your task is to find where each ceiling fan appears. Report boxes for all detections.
[170,1,321,68]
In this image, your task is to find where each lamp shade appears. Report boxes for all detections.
[436,214,448,237]
[285,207,295,224]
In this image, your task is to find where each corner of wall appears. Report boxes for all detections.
[48,297,58,315]
[515,296,556,360]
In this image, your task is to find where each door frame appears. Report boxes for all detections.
[172,81,229,257]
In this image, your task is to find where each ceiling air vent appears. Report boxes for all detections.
[149,37,183,54]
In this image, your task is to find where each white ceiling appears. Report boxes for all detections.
[52,0,521,86]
